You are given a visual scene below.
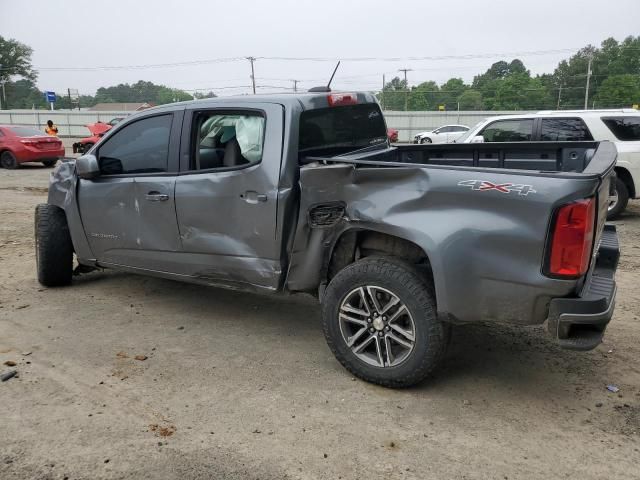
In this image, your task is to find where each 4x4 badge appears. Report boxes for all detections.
[458,180,536,196]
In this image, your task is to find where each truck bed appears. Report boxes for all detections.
[307,141,616,177]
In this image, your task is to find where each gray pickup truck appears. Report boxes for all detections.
[35,91,620,387]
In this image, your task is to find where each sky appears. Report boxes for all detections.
[1,0,639,97]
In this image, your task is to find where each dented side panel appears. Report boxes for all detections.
[46,161,95,263]
[287,162,601,325]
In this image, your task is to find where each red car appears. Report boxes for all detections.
[72,118,124,154]
[0,125,65,169]
[387,128,399,143]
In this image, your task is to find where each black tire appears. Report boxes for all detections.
[34,204,73,287]
[322,256,448,388]
[607,177,629,220]
[82,143,94,154]
[1,151,18,169]
[42,159,57,168]
[420,137,432,144]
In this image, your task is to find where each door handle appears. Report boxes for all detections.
[241,191,268,204]
[145,192,169,202]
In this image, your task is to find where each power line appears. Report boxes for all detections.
[18,46,636,73]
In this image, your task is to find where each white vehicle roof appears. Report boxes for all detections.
[536,109,639,116]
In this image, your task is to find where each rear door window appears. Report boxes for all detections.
[601,116,640,141]
[541,118,593,141]
[299,104,387,158]
[189,111,265,170]
[480,119,534,142]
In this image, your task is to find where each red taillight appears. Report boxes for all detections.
[548,198,596,278]
[20,139,37,146]
[327,92,358,107]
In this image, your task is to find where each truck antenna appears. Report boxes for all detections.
[308,61,341,93]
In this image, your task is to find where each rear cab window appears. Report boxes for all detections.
[298,103,387,159]
[601,116,640,141]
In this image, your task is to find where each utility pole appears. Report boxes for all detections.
[557,84,562,109]
[584,55,593,110]
[381,74,385,110]
[291,79,299,93]
[246,57,257,94]
[398,68,412,111]
[0,64,4,110]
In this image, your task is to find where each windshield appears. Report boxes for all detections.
[7,126,44,137]
[454,120,486,143]
[298,104,387,158]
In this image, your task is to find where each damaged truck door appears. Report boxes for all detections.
[77,112,184,271]
[173,105,284,290]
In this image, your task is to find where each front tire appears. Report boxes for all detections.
[81,143,94,154]
[1,151,18,169]
[420,137,432,144]
[607,177,629,220]
[35,204,73,287]
[322,257,448,388]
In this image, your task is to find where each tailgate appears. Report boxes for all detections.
[587,142,618,265]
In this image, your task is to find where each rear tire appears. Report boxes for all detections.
[321,256,448,388]
[1,151,18,169]
[35,204,73,287]
[607,177,629,220]
[42,159,57,168]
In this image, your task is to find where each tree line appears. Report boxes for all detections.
[1,35,639,111]
[380,36,640,111]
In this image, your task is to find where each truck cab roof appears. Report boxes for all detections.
[138,91,380,116]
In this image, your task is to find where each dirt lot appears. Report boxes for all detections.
[1,164,639,480]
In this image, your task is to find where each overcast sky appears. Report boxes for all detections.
[1,0,638,97]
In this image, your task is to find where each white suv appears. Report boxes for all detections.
[456,109,640,218]
[413,124,469,144]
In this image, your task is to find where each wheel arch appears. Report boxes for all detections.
[46,161,95,263]
[323,227,440,309]
[615,166,636,199]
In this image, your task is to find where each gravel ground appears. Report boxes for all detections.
[1,164,639,480]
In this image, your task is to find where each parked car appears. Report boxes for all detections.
[72,118,124,154]
[36,92,619,388]
[387,128,398,143]
[0,125,65,169]
[456,109,640,219]
[413,124,469,144]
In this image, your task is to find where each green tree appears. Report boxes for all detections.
[193,91,217,99]
[378,76,408,110]
[3,79,46,109]
[408,81,439,110]
[594,74,640,108]
[0,36,38,108]
[437,78,468,110]
[0,36,36,84]
[94,80,193,105]
[457,89,485,110]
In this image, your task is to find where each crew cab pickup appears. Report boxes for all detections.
[35,92,620,388]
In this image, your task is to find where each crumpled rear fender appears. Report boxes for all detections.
[46,161,95,263]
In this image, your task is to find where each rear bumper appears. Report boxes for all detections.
[16,147,65,163]
[547,224,619,351]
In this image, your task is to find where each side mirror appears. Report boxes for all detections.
[471,135,485,143]
[76,154,100,179]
